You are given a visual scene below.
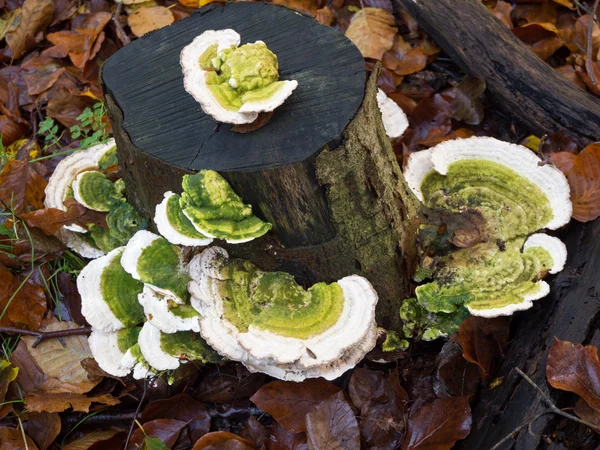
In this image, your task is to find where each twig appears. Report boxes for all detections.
[0,326,92,348]
[490,367,600,450]
[124,378,147,450]
[112,1,130,46]
[586,0,600,85]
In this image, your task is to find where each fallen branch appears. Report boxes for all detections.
[586,0,600,85]
[0,326,92,348]
[490,368,600,449]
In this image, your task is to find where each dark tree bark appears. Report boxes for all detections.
[394,0,600,448]
[397,0,600,147]
[101,2,422,331]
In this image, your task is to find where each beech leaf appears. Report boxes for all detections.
[402,397,472,450]
[345,8,397,60]
[127,419,187,450]
[250,379,341,433]
[21,199,108,236]
[26,412,61,450]
[25,392,119,413]
[267,422,308,450]
[128,7,175,38]
[550,144,600,222]
[546,339,600,412]
[0,427,39,450]
[62,430,125,450]
[192,431,255,450]
[0,266,47,330]
[305,391,360,450]
[0,160,47,214]
[4,0,54,60]
[240,416,267,450]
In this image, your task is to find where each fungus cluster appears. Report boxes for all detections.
[181,29,298,124]
[376,88,409,140]
[401,137,571,339]
[44,139,146,258]
[187,247,379,381]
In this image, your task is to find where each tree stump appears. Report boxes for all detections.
[101,2,422,331]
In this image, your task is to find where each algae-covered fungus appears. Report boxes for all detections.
[72,171,124,212]
[180,29,298,124]
[376,89,409,139]
[121,230,190,303]
[160,170,271,244]
[88,327,140,377]
[138,322,219,371]
[78,247,145,332]
[188,247,378,381]
[138,285,201,333]
[403,136,571,322]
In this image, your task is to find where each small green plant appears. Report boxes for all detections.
[38,117,63,151]
[70,102,110,149]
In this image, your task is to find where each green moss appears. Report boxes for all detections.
[117,327,141,353]
[107,202,147,243]
[100,250,145,327]
[181,170,271,242]
[159,331,219,363]
[75,171,123,212]
[200,41,283,112]
[136,237,190,302]
[169,304,200,319]
[98,145,118,171]
[381,330,409,351]
[399,298,469,341]
[215,258,344,340]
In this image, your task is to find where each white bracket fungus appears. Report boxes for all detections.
[88,328,140,377]
[138,285,201,334]
[181,29,298,124]
[188,247,378,381]
[376,88,409,139]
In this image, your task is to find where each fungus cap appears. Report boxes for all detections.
[376,89,409,139]
[78,247,145,332]
[154,191,213,247]
[138,322,181,371]
[72,171,123,212]
[523,233,567,274]
[188,247,378,381]
[88,328,140,377]
[138,285,201,334]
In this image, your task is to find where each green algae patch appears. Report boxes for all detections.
[117,327,141,353]
[180,170,271,242]
[73,171,124,212]
[100,250,145,327]
[165,193,208,239]
[98,145,118,171]
[159,331,219,363]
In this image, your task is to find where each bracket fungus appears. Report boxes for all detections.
[72,171,124,212]
[121,230,190,303]
[155,170,271,245]
[138,322,219,371]
[78,247,145,332]
[138,285,201,334]
[88,327,141,377]
[376,88,409,139]
[402,137,571,328]
[188,247,378,381]
[180,29,298,124]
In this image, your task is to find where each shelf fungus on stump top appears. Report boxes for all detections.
[402,136,571,333]
[188,247,378,381]
[180,29,298,124]
[155,170,272,245]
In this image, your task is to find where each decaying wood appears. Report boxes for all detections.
[397,0,600,147]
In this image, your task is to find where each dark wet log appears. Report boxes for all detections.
[397,0,600,147]
[101,2,422,331]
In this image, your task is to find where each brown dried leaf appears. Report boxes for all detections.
[0,427,39,450]
[305,391,360,450]
[403,94,453,149]
[141,393,210,424]
[241,416,267,450]
[546,339,600,412]
[401,397,472,450]
[513,23,564,60]
[0,160,47,214]
[492,1,513,29]
[250,379,341,433]
[128,6,175,38]
[550,144,600,222]
[26,412,61,450]
[192,431,255,450]
[345,8,397,60]
[0,266,47,330]
[434,341,481,399]
[266,423,307,450]
[194,364,266,402]
[127,419,187,450]
[574,398,600,431]
[315,7,336,27]
[232,111,274,134]
[62,429,124,450]
[20,54,66,96]
[0,116,28,147]
[25,392,120,413]
[271,0,318,16]
[4,0,54,60]
[457,317,509,384]
[449,77,486,126]
[21,199,108,236]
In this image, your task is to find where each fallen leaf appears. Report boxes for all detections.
[546,339,600,412]
[0,160,47,214]
[0,9,20,42]
[63,430,126,450]
[403,94,453,149]
[513,4,557,27]
[194,364,266,402]
[241,416,267,450]
[553,0,574,7]
[128,6,175,38]
[550,144,600,222]
[271,0,318,16]
[26,412,61,450]
[492,1,513,29]
[251,379,341,433]
[457,317,509,383]
[25,392,119,413]
[20,54,66,96]
[305,391,360,450]
[46,87,97,128]
[574,397,600,430]
[4,0,54,60]
[232,111,274,134]
[349,368,407,450]
[0,266,47,330]
[556,65,587,90]
[449,77,486,125]
[315,7,336,27]
[345,8,397,60]
[0,427,39,450]
[10,316,99,395]
[402,397,472,450]
[266,423,307,450]
[513,23,564,60]
[434,341,481,399]
[0,116,28,146]
[192,431,255,450]
[127,419,187,450]
[21,199,108,236]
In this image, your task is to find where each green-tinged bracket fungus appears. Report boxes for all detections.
[188,247,378,381]
[402,136,572,335]
[376,88,409,139]
[88,327,141,377]
[181,29,298,124]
